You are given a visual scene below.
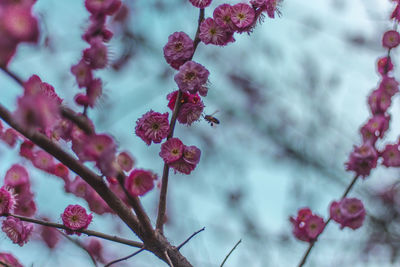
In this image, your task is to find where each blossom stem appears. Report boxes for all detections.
[4,213,144,248]
[0,66,24,85]
[156,8,205,233]
[297,175,359,267]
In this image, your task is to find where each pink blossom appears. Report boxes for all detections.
[213,4,236,31]
[61,205,93,234]
[32,150,55,172]
[2,217,33,246]
[83,134,116,162]
[160,138,184,164]
[189,0,212,8]
[71,59,93,88]
[19,140,35,159]
[290,208,325,242]
[199,18,235,46]
[14,195,36,217]
[368,89,391,115]
[0,187,15,215]
[378,76,399,97]
[174,61,210,94]
[382,30,400,49]
[231,3,256,30]
[345,143,378,178]
[183,145,201,165]
[360,115,390,144]
[163,32,194,70]
[85,238,106,263]
[2,5,38,43]
[87,78,103,107]
[86,190,112,215]
[169,158,197,175]
[392,3,400,22]
[1,128,18,147]
[83,16,113,43]
[85,0,121,16]
[125,169,156,197]
[0,253,23,267]
[84,37,108,69]
[329,198,365,230]
[251,0,281,18]
[117,151,135,172]
[381,144,400,167]
[377,56,393,76]
[178,100,204,125]
[39,218,60,249]
[4,164,29,187]
[135,110,170,145]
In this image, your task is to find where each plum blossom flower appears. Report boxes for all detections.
[135,110,170,145]
[199,18,235,46]
[231,3,256,30]
[125,169,156,197]
[160,138,184,164]
[61,205,93,235]
[0,186,16,215]
[346,143,378,178]
[189,0,212,8]
[174,61,209,94]
[290,208,325,242]
[2,217,33,246]
[330,198,365,230]
[382,30,400,49]
[163,32,194,70]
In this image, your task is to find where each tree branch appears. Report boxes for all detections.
[6,213,143,248]
[156,7,205,233]
[177,227,205,250]
[220,239,242,267]
[297,175,359,267]
[104,248,145,267]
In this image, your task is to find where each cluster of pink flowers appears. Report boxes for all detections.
[159,138,201,174]
[61,204,93,235]
[71,0,122,108]
[0,0,38,66]
[346,21,400,177]
[330,198,365,230]
[2,217,33,247]
[290,208,324,243]
[196,1,280,46]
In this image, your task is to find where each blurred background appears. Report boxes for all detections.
[1,0,400,266]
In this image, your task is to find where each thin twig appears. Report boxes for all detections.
[177,227,205,250]
[297,175,359,267]
[0,66,24,85]
[5,213,143,248]
[104,248,145,267]
[164,251,175,267]
[60,231,98,267]
[156,7,205,233]
[220,239,242,267]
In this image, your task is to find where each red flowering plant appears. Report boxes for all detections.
[0,0,283,266]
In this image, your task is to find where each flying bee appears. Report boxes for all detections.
[204,111,220,126]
